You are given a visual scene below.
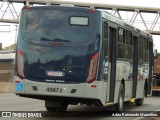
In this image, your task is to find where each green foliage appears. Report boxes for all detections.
[3,44,16,51]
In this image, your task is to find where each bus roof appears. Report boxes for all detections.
[100,9,152,40]
[22,5,100,13]
[22,5,152,41]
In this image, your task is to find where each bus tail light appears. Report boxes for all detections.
[89,9,96,13]
[87,52,99,83]
[17,49,25,79]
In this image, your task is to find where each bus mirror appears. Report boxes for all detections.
[154,49,158,59]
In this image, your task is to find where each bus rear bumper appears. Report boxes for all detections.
[14,77,107,105]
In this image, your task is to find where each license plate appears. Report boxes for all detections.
[46,71,63,77]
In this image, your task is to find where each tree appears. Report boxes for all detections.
[3,44,16,51]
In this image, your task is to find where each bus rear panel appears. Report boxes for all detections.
[14,6,106,108]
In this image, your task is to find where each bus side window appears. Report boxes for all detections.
[117,27,125,59]
[144,38,149,62]
[126,30,133,60]
[139,36,144,61]
[103,21,108,56]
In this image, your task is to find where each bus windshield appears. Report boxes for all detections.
[23,9,98,43]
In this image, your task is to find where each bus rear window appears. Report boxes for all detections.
[70,16,89,26]
[23,9,98,43]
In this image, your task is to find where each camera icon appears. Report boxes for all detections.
[2,112,11,117]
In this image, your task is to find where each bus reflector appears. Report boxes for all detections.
[17,49,25,79]
[52,42,63,46]
[91,85,97,88]
[87,52,99,83]
[15,81,20,83]
[89,9,96,12]
[25,6,32,10]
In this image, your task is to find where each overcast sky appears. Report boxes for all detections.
[65,0,160,7]
[0,0,160,52]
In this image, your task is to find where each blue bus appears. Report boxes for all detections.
[14,5,153,112]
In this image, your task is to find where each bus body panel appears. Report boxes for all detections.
[15,78,107,105]
[124,80,132,101]
[136,80,145,98]
[84,81,107,105]
[18,79,86,98]
[116,60,133,101]
[21,43,92,83]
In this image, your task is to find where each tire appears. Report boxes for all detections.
[45,102,68,112]
[115,84,124,112]
[46,105,68,112]
[152,91,159,96]
[135,98,144,106]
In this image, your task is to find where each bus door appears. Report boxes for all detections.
[108,23,117,102]
[148,41,153,95]
[132,34,138,98]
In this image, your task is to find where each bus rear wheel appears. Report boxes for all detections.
[45,100,68,112]
[46,105,68,112]
[115,84,124,112]
[135,98,144,106]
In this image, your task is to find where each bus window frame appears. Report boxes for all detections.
[139,35,144,61]
[102,19,109,57]
[125,30,133,61]
[144,37,149,62]
[117,27,126,60]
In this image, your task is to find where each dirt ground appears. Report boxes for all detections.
[0,81,14,93]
